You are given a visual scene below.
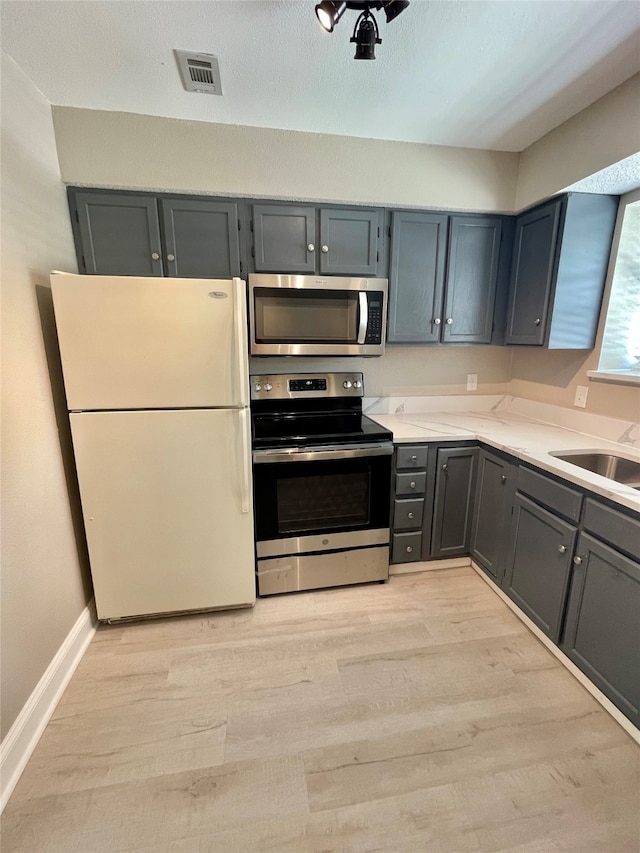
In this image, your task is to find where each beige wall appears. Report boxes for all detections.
[251,346,512,398]
[516,73,640,210]
[52,107,519,212]
[0,54,92,739]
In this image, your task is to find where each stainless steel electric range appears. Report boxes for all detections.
[250,372,393,595]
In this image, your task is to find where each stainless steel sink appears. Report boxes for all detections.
[551,451,640,489]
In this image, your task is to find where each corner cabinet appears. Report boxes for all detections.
[387,211,505,344]
[251,203,383,276]
[505,193,618,348]
[69,189,243,279]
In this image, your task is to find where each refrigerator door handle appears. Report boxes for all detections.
[233,277,249,407]
[239,408,251,514]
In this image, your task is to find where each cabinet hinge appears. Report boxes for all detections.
[377,251,379,263]
[238,220,241,231]
[75,210,80,223]
[81,255,86,271]
[388,226,392,238]
[250,220,254,233]
[239,261,243,274]
[377,226,380,238]
[251,246,255,259]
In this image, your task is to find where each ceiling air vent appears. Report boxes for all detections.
[174,50,222,95]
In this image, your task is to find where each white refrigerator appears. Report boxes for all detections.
[51,272,256,620]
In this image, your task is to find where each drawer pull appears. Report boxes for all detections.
[411,455,417,462]
[406,545,413,553]
[407,512,415,520]
[409,481,416,489]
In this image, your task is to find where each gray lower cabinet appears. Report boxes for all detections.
[72,191,164,276]
[431,447,478,558]
[387,212,504,344]
[70,190,243,278]
[505,193,618,348]
[504,493,577,641]
[391,444,429,564]
[252,203,382,276]
[470,450,516,582]
[561,532,640,725]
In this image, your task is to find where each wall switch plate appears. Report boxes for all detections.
[467,373,478,391]
[574,385,588,408]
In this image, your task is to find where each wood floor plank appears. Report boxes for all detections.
[3,566,638,853]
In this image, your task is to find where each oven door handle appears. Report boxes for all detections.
[357,292,368,345]
[252,442,393,464]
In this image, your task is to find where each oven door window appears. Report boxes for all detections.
[253,455,391,541]
[253,288,358,344]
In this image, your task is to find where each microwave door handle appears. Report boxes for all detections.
[357,292,368,345]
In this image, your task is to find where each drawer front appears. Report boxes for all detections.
[395,472,427,496]
[583,499,640,561]
[393,498,424,530]
[392,532,423,563]
[517,466,582,522]
[396,445,428,469]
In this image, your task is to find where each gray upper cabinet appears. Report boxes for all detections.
[318,208,380,276]
[431,446,478,558]
[251,204,381,276]
[252,204,316,273]
[505,193,619,348]
[72,191,164,276]
[387,212,504,345]
[561,532,639,725]
[70,190,243,279]
[470,450,516,582]
[387,211,448,343]
[160,198,241,279]
[444,216,502,344]
[504,493,577,641]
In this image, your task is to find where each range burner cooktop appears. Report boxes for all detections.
[250,372,392,450]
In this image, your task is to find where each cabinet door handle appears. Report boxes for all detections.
[573,556,583,565]
[321,244,329,253]
[406,545,413,553]
[442,463,448,471]
[501,475,507,483]
[409,481,416,489]
[558,544,567,554]
[433,318,441,325]
[167,253,175,262]
[534,318,541,326]
[307,243,315,252]
[151,252,160,260]
[445,317,453,325]
[407,512,415,520]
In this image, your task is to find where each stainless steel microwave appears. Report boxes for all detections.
[248,274,388,356]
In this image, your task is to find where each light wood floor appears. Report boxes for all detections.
[3,567,639,852]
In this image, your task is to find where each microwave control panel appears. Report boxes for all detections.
[365,293,384,344]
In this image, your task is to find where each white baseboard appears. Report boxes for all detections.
[470,563,640,746]
[0,599,97,812]
[389,557,471,576]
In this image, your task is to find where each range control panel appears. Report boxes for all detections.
[250,373,364,401]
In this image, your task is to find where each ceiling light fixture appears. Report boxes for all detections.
[315,0,409,59]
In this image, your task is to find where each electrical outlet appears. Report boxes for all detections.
[574,385,588,408]
[467,373,478,391]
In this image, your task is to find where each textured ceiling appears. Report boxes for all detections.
[1,0,639,152]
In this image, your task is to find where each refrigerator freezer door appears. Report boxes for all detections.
[70,409,255,620]
[51,273,249,410]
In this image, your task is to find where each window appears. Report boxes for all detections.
[589,188,640,385]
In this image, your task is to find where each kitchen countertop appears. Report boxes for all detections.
[369,410,640,514]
